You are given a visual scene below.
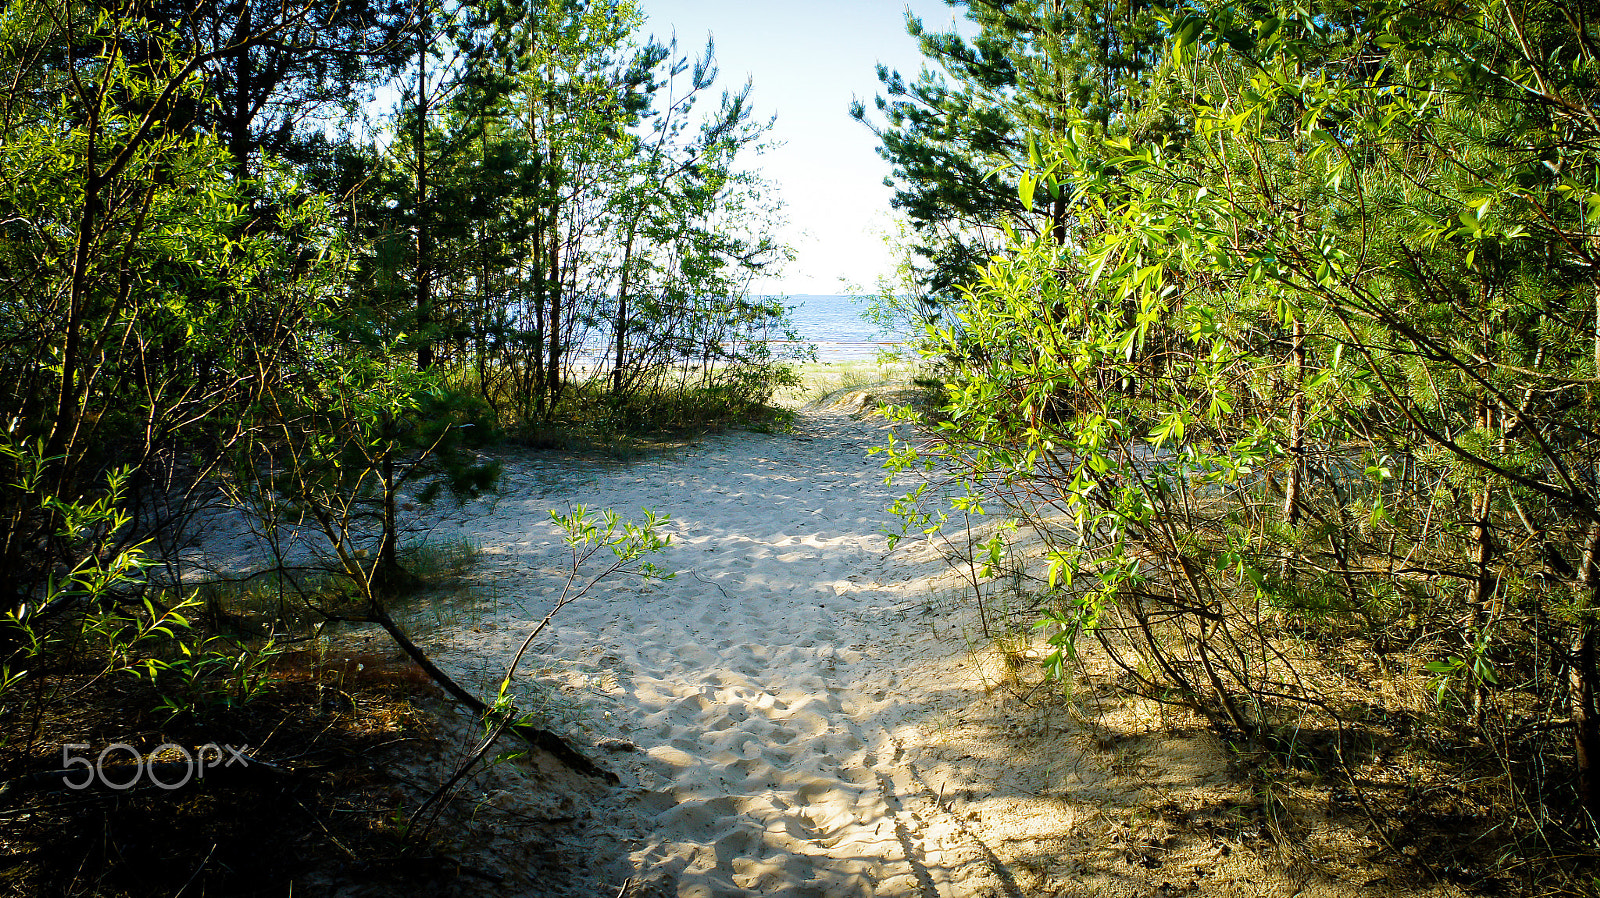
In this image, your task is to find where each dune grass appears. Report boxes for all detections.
[781,359,917,408]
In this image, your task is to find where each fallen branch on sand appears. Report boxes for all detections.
[404,506,672,842]
[364,602,619,783]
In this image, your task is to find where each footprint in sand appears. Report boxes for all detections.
[424,407,1006,897]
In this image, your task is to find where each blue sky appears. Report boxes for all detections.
[640,1,968,295]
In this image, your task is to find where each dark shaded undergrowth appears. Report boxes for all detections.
[0,657,474,898]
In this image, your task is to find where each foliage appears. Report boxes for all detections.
[225,319,502,599]
[0,0,774,885]
[878,0,1600,879]
[356,0,799,433]
[0,437,276,758]
[853,0,1168,302]
[148,0,415,184]
[0,1,385,599]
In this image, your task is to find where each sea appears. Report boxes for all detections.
[774,294,902,363]
[568,294,903,366]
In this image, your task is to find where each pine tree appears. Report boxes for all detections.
[853,0,1165,299]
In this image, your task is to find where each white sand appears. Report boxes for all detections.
[206,398,1457,897]
[422,404,999,896]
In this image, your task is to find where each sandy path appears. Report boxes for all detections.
[179,398,1464,896]
[418,406,1035,897]
[406,406,1446,898]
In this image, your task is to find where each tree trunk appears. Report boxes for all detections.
[1576,524,1600,818]
[1578,278,1600,819]
[530,192,548,420]
[47,182,97,473]
[47,104,106,481]
[476,223,492,408]
[546,205,564,414]
[1282,315,1305,528]
[228,5,254,186]
[371,420,413,596]
[612,225,638,396]
[1469,479,1494,725]
[414,15,434,372]
[1465,299,1499,725]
